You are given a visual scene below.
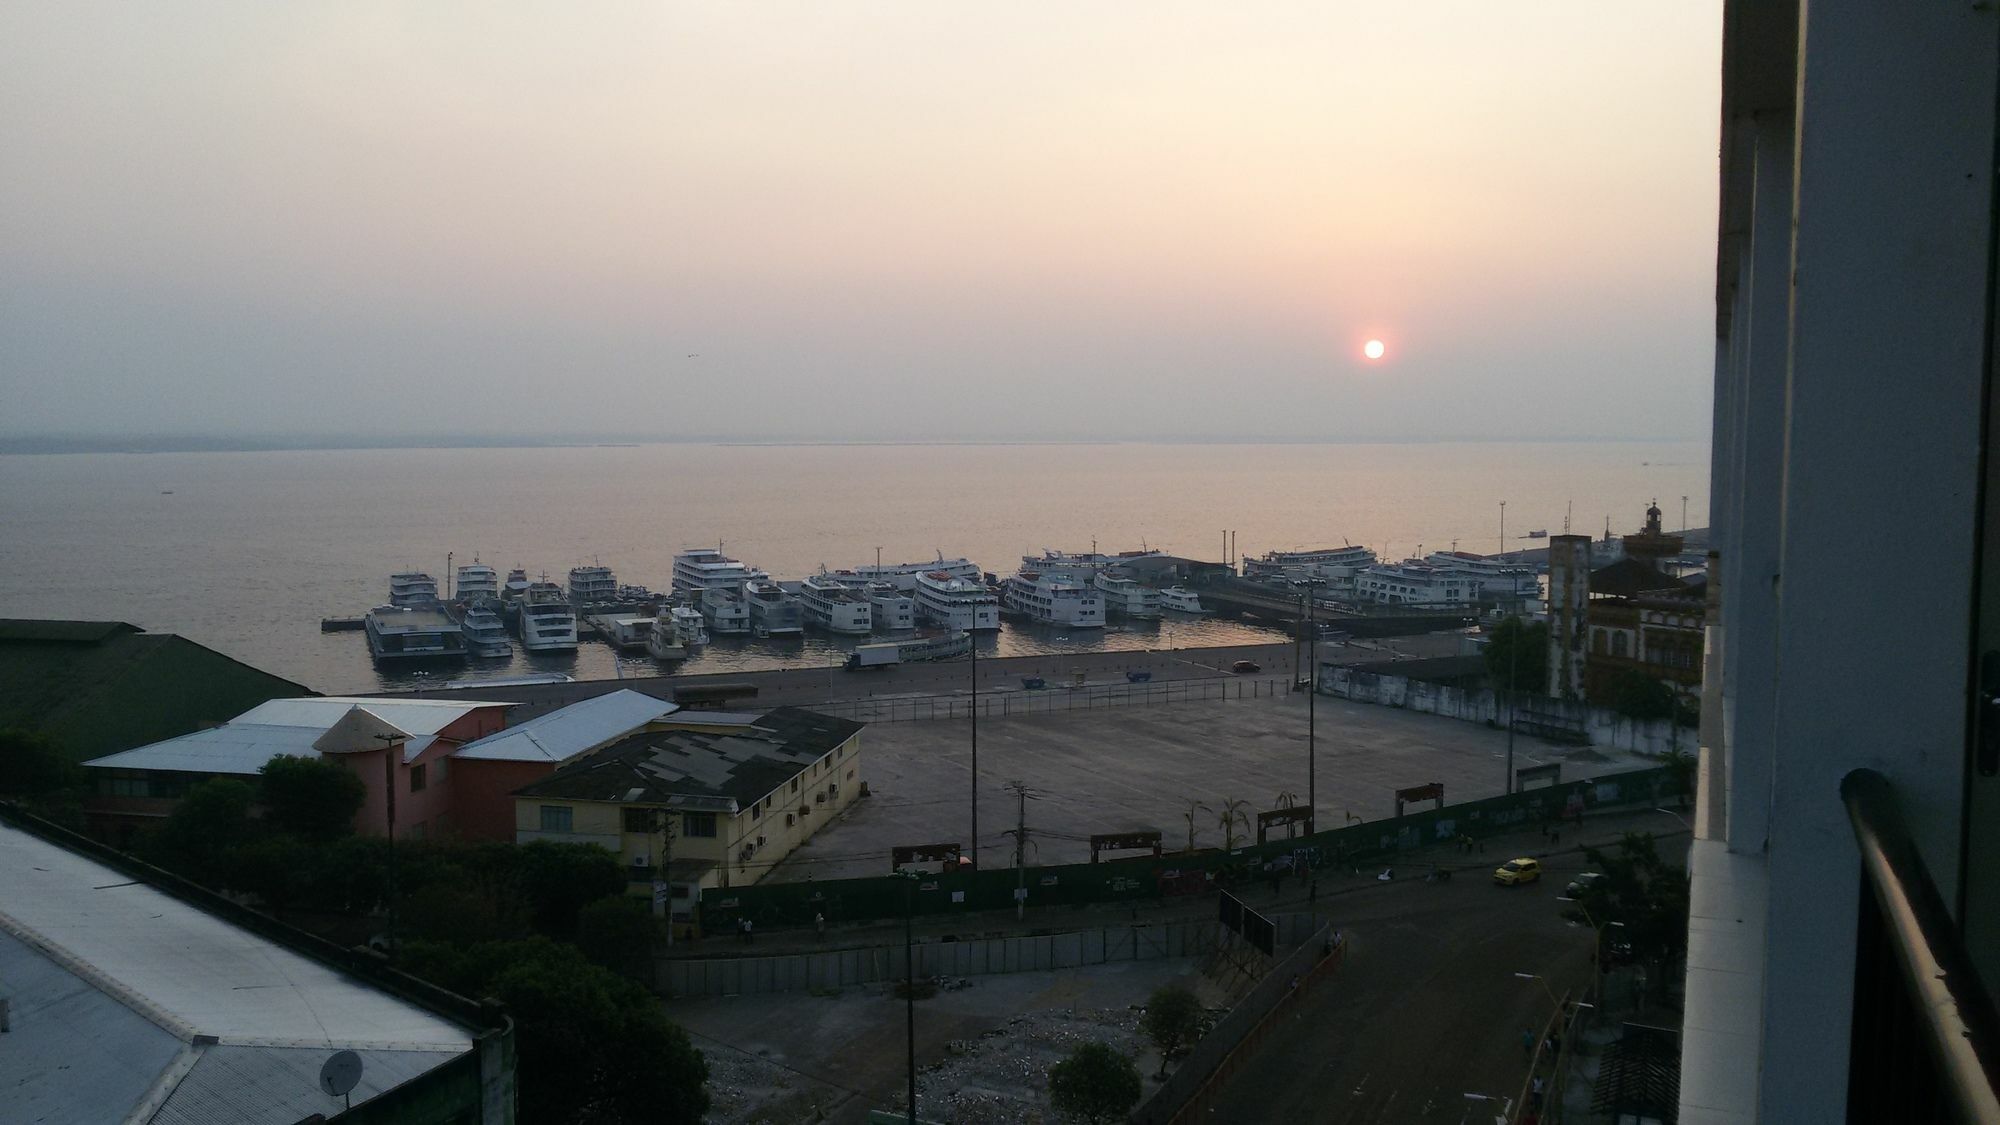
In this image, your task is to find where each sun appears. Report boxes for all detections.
[1363,339,1386,360]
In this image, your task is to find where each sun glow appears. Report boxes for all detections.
[1363,339,1386,361]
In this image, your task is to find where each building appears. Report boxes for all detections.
[0,619,314,763]
[1540,508,1706,709]
[81,696,516,844]
[80,689,683,844]
[1354,561,1479,607]
[511,707,865,922]
[0,803,515,1123]
[1683,3,1999,1121]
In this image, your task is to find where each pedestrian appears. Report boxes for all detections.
[815,911,825,938]
[737,917,748,945]
[744,918,754,945]
[1530,1075,1545,1111]
[1309,878,1318,904]
[1521,1028,1535,1056]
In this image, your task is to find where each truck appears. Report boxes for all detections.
[846,642,903,670]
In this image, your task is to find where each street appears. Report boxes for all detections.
[1205,863,1598,1123]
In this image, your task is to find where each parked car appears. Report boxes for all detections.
[1231,659,1261,673]
[1493,857,1542,886]
[1566,872,1606,898]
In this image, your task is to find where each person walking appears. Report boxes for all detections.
[815,911,826,939]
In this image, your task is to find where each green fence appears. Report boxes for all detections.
[699,765,1682,931]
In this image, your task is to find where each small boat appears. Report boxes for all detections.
[1526,530,1548,539]
[457,599,512,658]
[1159,586,1207,613]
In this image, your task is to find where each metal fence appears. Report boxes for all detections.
[662,918,1221,997]
[808,676,1292,723]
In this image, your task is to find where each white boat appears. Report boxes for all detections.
[1020,548,1166,581]
[389,572,441,609]
[699,587,751,635]
[1242,546,1378,587]
[1094,573,1162,619]
[672,548,763,595]
[1002,572,1104,628]
[646,605,711,660]
[800,574,874,634]
[914,570,1001,631]
[851,554,982,592]
[455,562,500,602]
[568,565,619,605]
[517,581,580,651]
[745,579,804,637]
[866,581,916,632]
[457,599,512,658]
[848,630,973,668]
[1159,586,1207,613]
[502,568,532,602]
[365,605,467,662]
[1422,550,1539,599]
[1354,562,1477,607]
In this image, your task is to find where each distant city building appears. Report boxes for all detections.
[0,806,515,1123]
[512,707,865,927]
[1543,506,1705,707]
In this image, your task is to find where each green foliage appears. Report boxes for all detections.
[401,937,709,1125]
[1566,832,1692,992]
[1607,668,1677,722]
[1484,616,1549,694]
[1048,1041,1143,1124]
[0,728,79,798]
[146,778,259,886]
[576,896,662,983]
[513,841,629,938]
[1140,984,1203,1076]
[258,754,366,840]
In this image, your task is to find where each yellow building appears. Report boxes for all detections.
[510,707,864,924]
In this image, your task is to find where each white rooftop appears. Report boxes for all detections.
[0,821,473,1124]
[83,723,330,776]
[452,689,678,764]
[232,696,517,737]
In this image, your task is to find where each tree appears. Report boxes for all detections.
[259,754,366,840]
[1202,798,1250,852]
[575,896,661,983]
[1607,667,1677,722]
[0,728,78,799]
[1048,1042,1142,1124]
[146,778,258,888]
[514,841,629,938]
[1565,832,1691,998]
[400,937,709,1124]
[1484,616,1549,695]
[1140,985,1203,1077]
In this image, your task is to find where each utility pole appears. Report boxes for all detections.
[1006,780,1033,920]
[373,732,401,958]
[1499,500,1506,558]
[446,551,454,601]
[1681,495,1689,532]
[655,807,677,948]
[900,872,917,1125]
[1505,620,1519,794]
[969,632,978,871]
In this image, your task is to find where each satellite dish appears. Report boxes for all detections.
[319,1050,363,1098]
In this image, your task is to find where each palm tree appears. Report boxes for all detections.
[1180,799,1205,853]
[1206,797,1250,852]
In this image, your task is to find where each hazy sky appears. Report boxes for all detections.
[1,3,1721,443]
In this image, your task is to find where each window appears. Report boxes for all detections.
[786,813,795,827]
[539,805,573,833]
[623,808,656,833]
[682,811,717,838]
[750,803,762,822]
[409,763,427,793]
[432,756,447,784]
[790,777,799,793]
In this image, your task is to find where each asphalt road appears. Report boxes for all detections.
[1205,869,1596,1124]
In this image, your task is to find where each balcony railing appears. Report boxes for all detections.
[1841,768,2000,1123]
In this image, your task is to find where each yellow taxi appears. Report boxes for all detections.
[1492,857,1542,886]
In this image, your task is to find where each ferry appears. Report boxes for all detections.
[744,579,804,637]
[672,548,763,596]
[389,572,441,609]
[517,581,580,651]
[364,605,468,662]
[1422,550,1539,599]
[1354,562,1477,607]
[799,574,874,634]
[568,565,619,605]
[852,554,982,592]
[1020,548,1166,581]
[1094,573,1162,619]
[502,568,531,602]
[699,587,752,635]
[1002,572,1105,628]
[456,600,512,658]
[1159,586,1207,613]
[455,562,500,602]
[847,630,972,668]
[866,582,916,632]
[646,604,709,660]
[914,570,1001,631]
[1242,546,1378,587]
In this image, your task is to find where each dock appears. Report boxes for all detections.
[320,616,366,633]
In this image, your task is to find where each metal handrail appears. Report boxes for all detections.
[1840,768,2000,1123]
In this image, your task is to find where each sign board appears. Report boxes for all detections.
[892,842,963,871]
[1013,887,1029,901]
[1395,781,1446,818]
[1089,830,1163,863]
[651,880,669,906]
[1255,806,1315,843]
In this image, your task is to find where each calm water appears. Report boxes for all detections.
[0,441,1707,692]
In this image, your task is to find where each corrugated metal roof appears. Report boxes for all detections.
[232,696,516,737]
[452,688,677,763]
[81,724,329,775]
[514,707,863,808]
[0,823,475,1124]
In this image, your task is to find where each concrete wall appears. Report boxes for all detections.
[1320,666,1689,757]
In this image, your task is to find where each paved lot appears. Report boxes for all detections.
[768,691,1649,882]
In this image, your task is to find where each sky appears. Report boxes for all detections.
[0,2,1722,445]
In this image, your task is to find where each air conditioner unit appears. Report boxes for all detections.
[632,854,651,867]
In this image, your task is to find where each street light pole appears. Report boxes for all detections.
[970,634,978,871]
[1505,618,1519,794]
[900,871,918,1124]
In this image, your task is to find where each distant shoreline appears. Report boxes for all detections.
[0,434,1705,456]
